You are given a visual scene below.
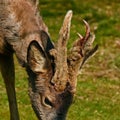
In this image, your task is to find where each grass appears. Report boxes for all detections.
[0,0,120,119]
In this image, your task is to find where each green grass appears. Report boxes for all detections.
[0,0,120,119]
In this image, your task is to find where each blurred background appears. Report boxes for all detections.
[0,0,120,120]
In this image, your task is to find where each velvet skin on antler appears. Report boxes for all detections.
[49,10,98,93]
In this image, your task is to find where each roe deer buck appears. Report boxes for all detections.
[0,0,98,120]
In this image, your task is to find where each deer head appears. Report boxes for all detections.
[26,10,98,120]
[25,1,98,120]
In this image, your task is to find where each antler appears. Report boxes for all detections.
[50,10,73,91]
[67,20,98,93]
[49,11,98,93]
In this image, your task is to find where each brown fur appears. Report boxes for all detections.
[0,0,48,64]
[0,0,49,119]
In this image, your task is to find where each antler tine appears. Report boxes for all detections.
[50,10,73,92]
[80,44,98,69]
[59,10,73,46]
[83,20,90,44]
[72,20,90,48]
[77,33,83,39]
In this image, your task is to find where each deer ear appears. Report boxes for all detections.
[27,41,48,73]
[40,30,54,53]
